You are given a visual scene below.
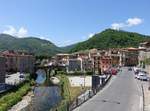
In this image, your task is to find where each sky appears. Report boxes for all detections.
[0,0,149,46]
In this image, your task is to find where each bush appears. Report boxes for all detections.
[0,83,31,111]
[67,71,93,76]
[57,71,66,75]
[86,71,93,75]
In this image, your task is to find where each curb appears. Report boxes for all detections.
[141,84,144,111]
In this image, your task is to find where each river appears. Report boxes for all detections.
[22,86,61,111]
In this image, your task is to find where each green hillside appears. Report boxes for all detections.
[0,29,150,56]
[70,29,150,52]
[0,34,62,56]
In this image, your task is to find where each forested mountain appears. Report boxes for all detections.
[70,29,150,52]
[0,34,62,56]
[0,29,150,56]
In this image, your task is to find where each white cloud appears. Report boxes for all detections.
[126,17,143,27]
[39,36,51,41]
[3,25,16,36]
[111,17,143,30]
[2,25,28,38]
[88,33,94,38]
[111,23,125,30]
[17,27,28,37]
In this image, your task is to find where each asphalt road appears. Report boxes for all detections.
[73,67,143,111]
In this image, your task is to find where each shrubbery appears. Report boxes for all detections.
[0,83,31,111]
[67,71,93,76]
[57,70,93,76]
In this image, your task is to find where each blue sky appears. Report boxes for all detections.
[0,0,149,46]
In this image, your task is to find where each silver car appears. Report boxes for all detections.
[136,72,149,81]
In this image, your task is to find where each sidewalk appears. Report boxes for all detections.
[143,81,150,111]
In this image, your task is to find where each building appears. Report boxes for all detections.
[110,49,122,67]
[0,50,35,74]
[94,55,112,74]
[67,57,94,73]
[54,53,70,66]
[139,42,150,49]
[17,54,35,74]
[100,56,112,72]
[121,48,139,66]
[1,50,18,72]
[139,42,150,66]
[0,56,6,83]
[93,55,101,74]
[67,58,82,73]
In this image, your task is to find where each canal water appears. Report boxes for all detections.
[22,86,61,111]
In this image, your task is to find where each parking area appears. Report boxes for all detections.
[5,72,25,85]
[68,76,92,87]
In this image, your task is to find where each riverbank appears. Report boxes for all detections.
[0,82,31,111]
[8,91,33,111]
[50,74,89,111]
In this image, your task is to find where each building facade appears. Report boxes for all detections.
[67,58,82,73]
[0,56,6,83]
[67,57,94,73]
[93,55,112,74]
[121,48,139,66]
[139,42,150,67]
[0,50,35,74]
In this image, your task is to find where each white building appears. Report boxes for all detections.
[139,42,150,66]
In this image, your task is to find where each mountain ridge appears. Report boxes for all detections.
[0,34,62,56]
[69,29,150,52]
[0,29,150,56]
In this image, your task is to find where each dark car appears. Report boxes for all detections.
[19,75,24,78]
[128,67,132,71]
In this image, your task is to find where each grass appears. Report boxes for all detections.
[57,74,90,101]
[69,87,90,101]
[57,75,71,101]
[143,58,150,65]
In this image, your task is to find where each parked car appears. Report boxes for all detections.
[128,67,132,71]
[19,74,24,78]
[111,68,117,75]
[135,72,149,81]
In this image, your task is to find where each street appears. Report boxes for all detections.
[73,67,143,111]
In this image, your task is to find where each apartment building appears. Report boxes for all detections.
[0,50,35,74]
[93,55,112,74]
[0,56,6,83]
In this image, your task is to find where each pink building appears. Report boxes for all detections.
[100,56,112,72]
[94,55,112,74]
